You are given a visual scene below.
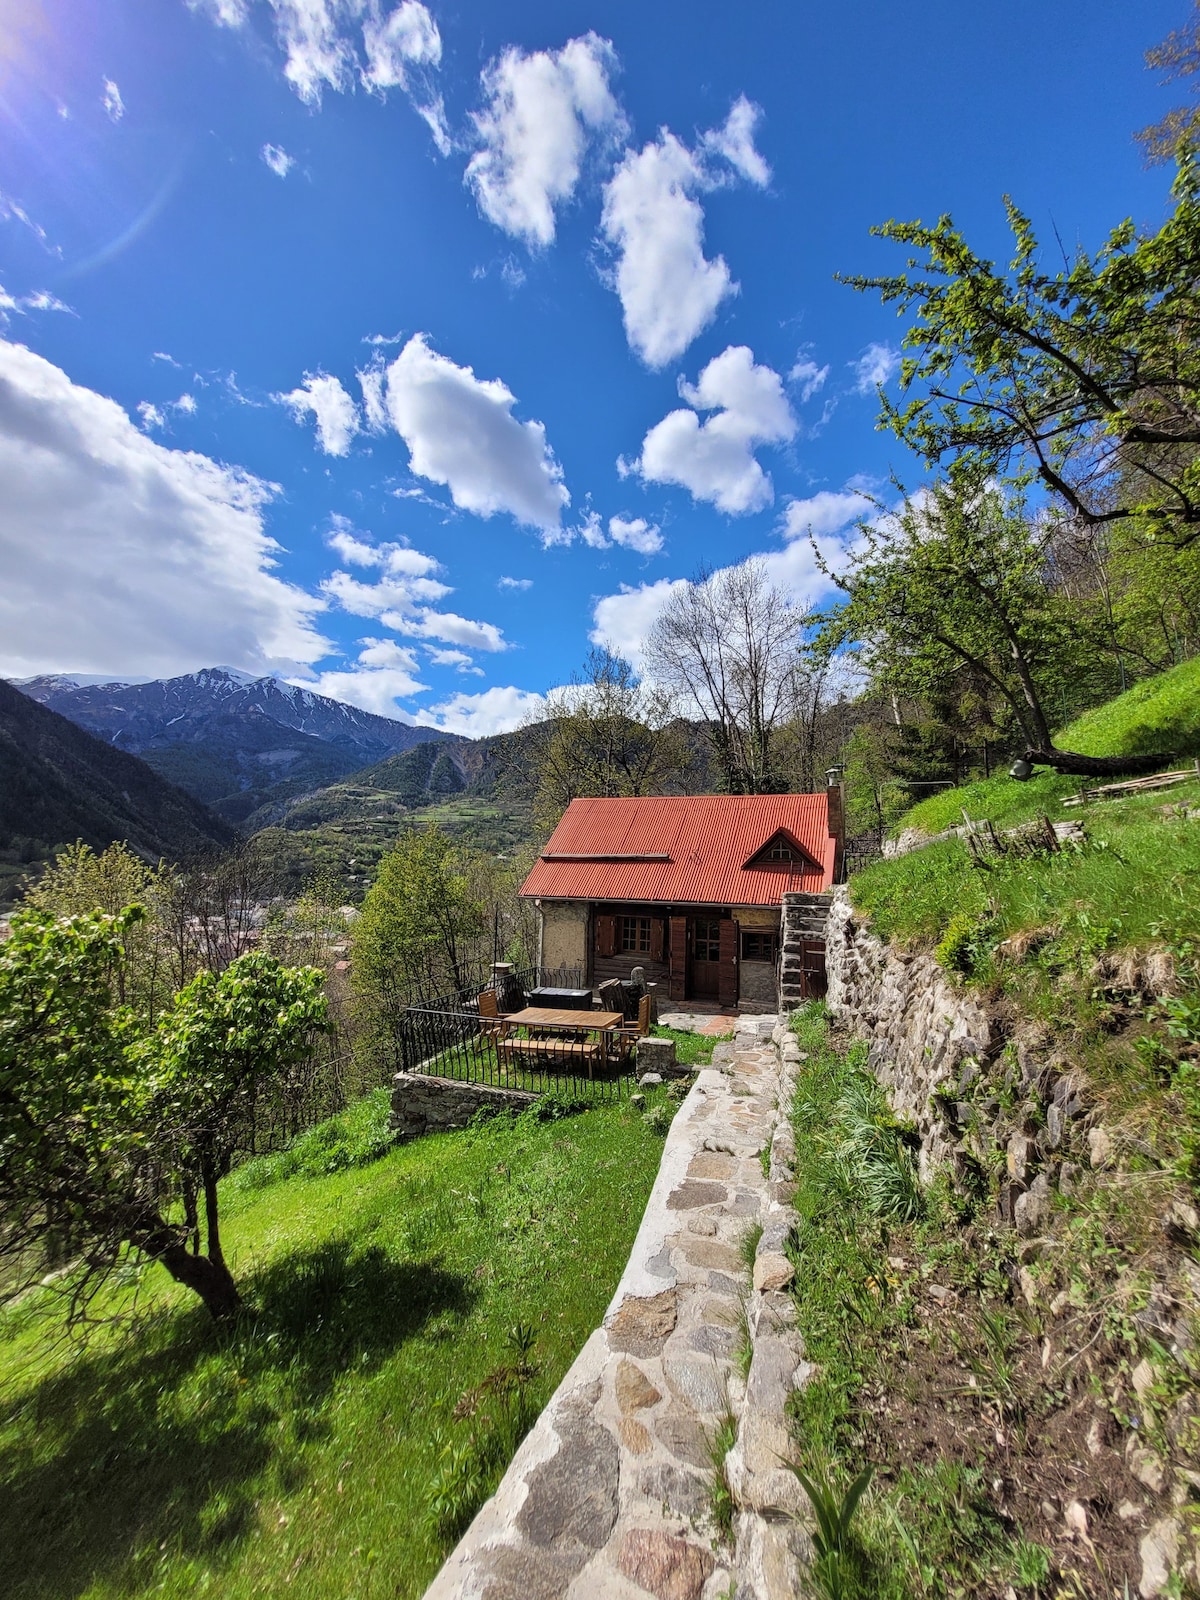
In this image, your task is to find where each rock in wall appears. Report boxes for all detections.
[824,888,994,1182]
[822,887,1096,1236]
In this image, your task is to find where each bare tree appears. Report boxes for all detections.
[646,559,806,793]
[516,647,695,833]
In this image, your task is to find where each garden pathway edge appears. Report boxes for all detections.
[422,1013,812,1600]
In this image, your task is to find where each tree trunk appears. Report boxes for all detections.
[1024,747,1177,778]
[157,1240,244,1321]
[130,1211,243,1321]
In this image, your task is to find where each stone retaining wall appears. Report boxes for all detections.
[391,1073,537,1141]
[823,886,1093,1237]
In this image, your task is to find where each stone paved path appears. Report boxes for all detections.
[424,1014,810,1600]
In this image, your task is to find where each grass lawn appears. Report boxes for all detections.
[892,655,1200,842]
[650,1023,734,1068]
[0,1093,675,1600]
[854,658,1200,959]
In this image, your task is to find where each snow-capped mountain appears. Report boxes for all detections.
[16,668,455,827]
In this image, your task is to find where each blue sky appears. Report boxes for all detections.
[0,0,1185,733]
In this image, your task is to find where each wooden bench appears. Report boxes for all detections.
[497,1037,602,1068]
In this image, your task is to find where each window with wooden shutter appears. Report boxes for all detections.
[595,913,617,959]
[649,918,665,962]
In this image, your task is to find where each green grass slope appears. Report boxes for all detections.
[853,659,1200,956]
[892,656,1200,840]
[0,1092,673,1600]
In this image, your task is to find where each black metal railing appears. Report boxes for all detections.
[841,849,884,880]
[397,998,630,1103]
[406,962,587,1016]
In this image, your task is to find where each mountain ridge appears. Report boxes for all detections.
[16,669,458,826]
[0,679,235,905]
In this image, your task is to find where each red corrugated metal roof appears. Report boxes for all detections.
[520,794,835,906]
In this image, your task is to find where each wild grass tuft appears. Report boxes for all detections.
[229,1087,395,1190]
[707,1411,739,1544]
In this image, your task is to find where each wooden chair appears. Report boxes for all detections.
[617,993,652,1062]
[597,978,624,1015]
[477,989,507,1042]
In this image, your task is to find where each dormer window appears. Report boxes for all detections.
[742,828,820,872]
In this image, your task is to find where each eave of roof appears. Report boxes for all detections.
[520,793,835,906]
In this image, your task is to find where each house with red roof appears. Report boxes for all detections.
[519,786,844,1010]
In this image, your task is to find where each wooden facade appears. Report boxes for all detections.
[587,901,780,1007]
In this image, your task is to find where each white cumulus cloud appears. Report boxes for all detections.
[0,339,329,679]
[278,371,360,456]
[467,33,625,248]
[589,576,689,669]
[192,1,446,147]
[362,0,441,88]
[789,357,830,403]
[608,515,662,555]
[298,636,428,714]
[498,575,532,590]
[632,344,796,515]
[700,95,770,186]
[401,611,507,651]
[318,524,507,665]
[102,79,125,122]
[136,401,165,430]
[599,99,768,368]
[600,132,732,370]
[262,143,294,177]
[426,647,480,672]
[357,362,388,430]
[383,334,568,536]
[413,684,548,736]
[0,282,73,324]
[780,489,874,540]
[852,341,901,394]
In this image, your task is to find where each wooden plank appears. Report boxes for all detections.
[1061,768,1198,807]
[507,1007,623,1029]
[498,1038,601,1059]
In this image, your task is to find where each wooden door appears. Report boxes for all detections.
[690,916,722,999]
[718,917,738,1007]
[668,916,687,1001]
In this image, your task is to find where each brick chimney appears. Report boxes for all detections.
[826,767,845,881]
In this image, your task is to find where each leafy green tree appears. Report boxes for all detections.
[817,476,1110,762]
[842,158,1200,548]
[352,827,490,1047]
[0,908,327,1323]
[22,841,172,1014]
[1138,3,1200,166]
[152,952,329,1313]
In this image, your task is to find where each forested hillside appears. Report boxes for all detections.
[0,680,234,904]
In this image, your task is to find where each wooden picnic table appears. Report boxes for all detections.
[498,1007,625,1077]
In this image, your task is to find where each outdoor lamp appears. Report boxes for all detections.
[1009,757,1033,781]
